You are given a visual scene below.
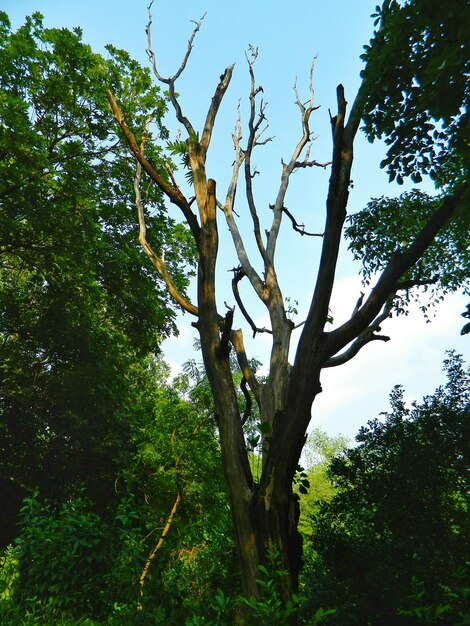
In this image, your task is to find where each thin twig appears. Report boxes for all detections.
[280,206,323,237]
[146,1,204,135]
[266,58,322,263]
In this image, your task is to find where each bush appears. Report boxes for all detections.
[14,490,110,619]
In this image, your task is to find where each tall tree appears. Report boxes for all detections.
[0,12,195,540]
[304,352,469,625]
[108,0,469,618]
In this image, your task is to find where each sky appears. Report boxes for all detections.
[4,0,468,441]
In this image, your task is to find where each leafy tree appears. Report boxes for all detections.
[0,11,195,540]
[108,1,469,617]
[361,0,470,185]
[125,361,236,624]
[345,190,469,316]
[297,430,348,540]
[1,360,236,625]
[304,352,469,625]
[0,12,234,624]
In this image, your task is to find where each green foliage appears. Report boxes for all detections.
[0,544,20,606]
[346,190,470,314]
[293,466,310,496]
[128,374,237,624]
[0,10,196,537]
[285,296,299,320]
[238,547,303,625]
[302,352,469,625]
[346,2,470,318]
[398,571,470,625]
[167,137,194,184]
[180,346,264,462]
[361,0,470,184]
[297,430,348,540]
[0,372,237,625]
[14,490,110,618]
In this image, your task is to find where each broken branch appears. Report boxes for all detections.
[230,328,261,402]
[280,205,323,237]
[218,304,235,357]
[324,299,393,367]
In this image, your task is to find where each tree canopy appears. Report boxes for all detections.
[361,0,470,186]
[0,11,195,536]
[105,0,469,617]
[303,352,469,625]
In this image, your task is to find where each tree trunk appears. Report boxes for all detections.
[210,365,322,624]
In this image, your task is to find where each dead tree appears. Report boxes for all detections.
[107,4,468,620]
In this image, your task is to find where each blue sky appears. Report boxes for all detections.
[4,1,468,439]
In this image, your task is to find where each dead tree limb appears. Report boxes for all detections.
[135,160,199,316]
[231,267,272,337]
[280,205,323,237]
[106,90,201,245]
[324,299,393,367]
[146,1,204,136]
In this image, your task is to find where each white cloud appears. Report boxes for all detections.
[312,282,468,439]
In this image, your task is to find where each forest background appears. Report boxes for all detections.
[0,1,468,624]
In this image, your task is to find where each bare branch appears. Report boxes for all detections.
[217,304,235,358]
[217,106,269,306]
[221,207,267,299]
[324,299,393,368]
[294,83,351,357]
[351,291,365,316]
[231,266,272,337]
[223,100,245,212]
[230,328,261,401]
[200,65,235,157]
[146,1,206,83]
[324,333,390,368]
[218,104,267,303]
[292,158,331,170]
[106,90,201,245]
[134,157,198,317]
[396,275,439,290]
[325,181,469,360]
[146,1,205,136]
[244,46,269,262]
[164,161,180,189]
[266,59,321,263]
[280,206,323,237]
